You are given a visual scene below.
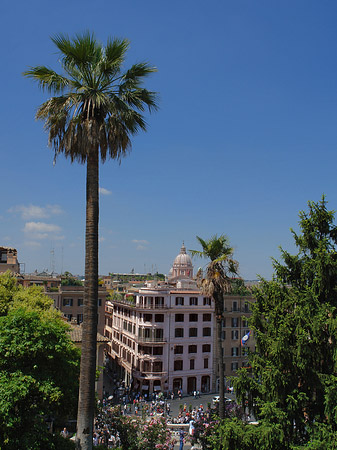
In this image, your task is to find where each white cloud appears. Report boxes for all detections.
[24,222,61,234]
[23,222,63,241]
[132,239,149,251]
[136,245,147,251]
[9,204,63,220]
[99,187,112,196]
[24,241,41,248]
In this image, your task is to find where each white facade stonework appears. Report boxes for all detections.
[105,244,214,395]
[105,285,214,395]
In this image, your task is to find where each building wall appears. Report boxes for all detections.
[105,286,214,395]
[47,285,107,335]
[0,247,20,274]
[220,295,255,382]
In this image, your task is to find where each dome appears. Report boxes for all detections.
[169,242,193,280]
[173,243,193,267]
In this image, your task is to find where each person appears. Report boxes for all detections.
[60,427,69,438]
[179,428,185,450]
[189,420,195,436]
[93,433,99,446]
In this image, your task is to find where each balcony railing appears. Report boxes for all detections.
[137,304,168,309]
[137,336,166,343]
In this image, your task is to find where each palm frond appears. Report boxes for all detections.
[24,32,158,165]
[23,66,70,94]
[98,38,129,80]
[52,31,102,69]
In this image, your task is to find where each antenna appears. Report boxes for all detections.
[50,246,55,274]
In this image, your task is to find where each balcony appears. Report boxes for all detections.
[137,304,168,310]
[133,370,167,379]
[137,336,166,343]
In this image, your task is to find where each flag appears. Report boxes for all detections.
[241,330,251,346]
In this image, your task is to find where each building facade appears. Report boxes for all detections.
[0,247,20,274]
[47,285,107,335]
[105,245,215,395]
[221,295,255,382]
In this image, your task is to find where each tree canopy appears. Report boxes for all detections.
[233,197,337,448]
[0,272,80,449]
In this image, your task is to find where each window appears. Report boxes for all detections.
[174,360,183,371]
[242,319,249,328]
[63,298,73,307]
[155,297,164,307]
[231,317,239,327]
[65,313,72,321]
[203,313,211,322]
[174,345,184,354]
[221,330,226,339]
[190,297,198,306]
[244,302,250,313]
[188,345,197,353]
[154,329,163,340]
[231,330,239,340]
[153,361,163,372]
[231,347,239,356]
[231,362,239,371]
[189,313,198,322]
[153,347,163,355]
[78,298,83,307]
[204,358,209,369]
[98,298,102,307]
[189,328,198,337]
[222,318,226,328]
[155,314,164,322]
[77,314,83,324]
[202,344,211,352]
[144,314,152,322]
[175,314,184,322]
[232,301,238,312]
[203,327,211,337]
[176,297,184,306]
[190,359,195,370]
[203,297,211,306]
[175,328,184,338]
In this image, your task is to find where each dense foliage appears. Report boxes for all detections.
[0,272,80,449]
[231,197,337,449]
[95,406,175,450]
[61,271,83,286]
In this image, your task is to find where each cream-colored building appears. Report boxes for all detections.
[47,285,107,335]
[105,244,215,395]
[220,295,255,385]
[0,247,20,274]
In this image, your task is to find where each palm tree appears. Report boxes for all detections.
[24,32,158,449]
[190,235,238,419]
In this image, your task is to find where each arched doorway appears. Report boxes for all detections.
[201,375,210,393]
[173,378,182,393]
[187,377,196,394]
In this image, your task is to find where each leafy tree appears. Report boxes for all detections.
[234,197,337,446]
[0,280,80,449]
[190,235,238,418]
[24,31,158,449]
[61,272,83,287]
[0,271,56,315]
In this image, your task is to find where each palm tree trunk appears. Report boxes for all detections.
[76,150,99,450]
[216,313,225,419]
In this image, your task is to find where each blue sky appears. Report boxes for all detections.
[1,0,337,279]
